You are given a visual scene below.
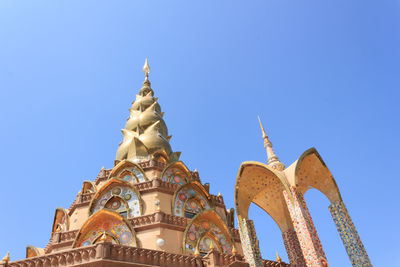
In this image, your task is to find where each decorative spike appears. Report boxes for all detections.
[194,247,200,257]
[143,58,150,76]
[276,251,282,263]
[160,112,165,118]
[99,231,108,242]
[167,135,172,141]
[2,251,10,263]
[209,241,215,251]
[257,116,285,171]
[232,247,237,255]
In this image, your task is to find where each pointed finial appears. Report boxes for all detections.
[257,116,285,171]
[209,241,215,251]
[194,247,200,257]
[2,252,9,263]
[276,251,282,263]
[99,231,108,242]
[232,246,237,255]
[143,58,151,78]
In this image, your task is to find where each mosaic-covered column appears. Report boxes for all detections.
[238,218,263,267]
[283,187,328,267]
[329,201,372,267]
[282,229,306,266]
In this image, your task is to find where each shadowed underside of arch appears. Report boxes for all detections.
[292,147,342,203]
[235,161,293,232]
[73,209,137,248]
[51,207,69,235]
[26,245,44,258]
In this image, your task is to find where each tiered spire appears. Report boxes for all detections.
[257,116,285,171]
[115,59,180,163]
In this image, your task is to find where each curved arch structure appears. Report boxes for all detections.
[235,161,304,266]
[182,209,235,256]
[109,160,148,184]
[51,208,69,235]
[172,181,213,218]
[284,148,371,266]
[89,179,142,218]
[161,161,190,185]
[73,209,137,248]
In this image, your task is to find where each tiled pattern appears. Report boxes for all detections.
[329,201,372,267]
[283,188,327,267]
[238,218,263,267]
[282,229,306,266]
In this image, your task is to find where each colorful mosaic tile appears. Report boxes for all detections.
[329,201,372,267]
[282,229,306,266]
[283,187,327,267]
[238,218,263,267]
[174,187,210,218]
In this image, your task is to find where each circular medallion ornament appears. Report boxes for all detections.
[124,194,132,201]
[179,193,187,201]
[190,201,198,209]
[119,231,132,244]
[123,174,131,181]
[111,200,121,209]
[189,232,196,241]
[112,187,121,195]
[174,176,181,183]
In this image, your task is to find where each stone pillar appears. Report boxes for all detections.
[238,218,263,267]
[329,201,372,267]
[282,229,306,266]
[283,188,328,267]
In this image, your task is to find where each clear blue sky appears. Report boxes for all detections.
[0,1,398,266]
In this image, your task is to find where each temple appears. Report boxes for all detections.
[1,60,371,267]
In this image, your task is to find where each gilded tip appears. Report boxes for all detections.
[276,251,282,263]
[257,116,267,139]
[143,58,150,75]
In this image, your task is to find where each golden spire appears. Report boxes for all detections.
[115,59,181,164]
[276,251,282,263]
[2,252,9,263]
[99,231,108,242]
[257,116,285,171]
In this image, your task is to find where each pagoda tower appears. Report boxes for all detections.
[3,60,288,267]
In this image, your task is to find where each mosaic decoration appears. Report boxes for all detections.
[184,219,233,255]
[238,218,263,267]
[76,212,136,247]
[329,201,372,267]
[173,186,210,218]
[92,186,141,218]
[162,167,188,185]
[282,229,306,266]
[117,166,146,184]
[283,187,327,267]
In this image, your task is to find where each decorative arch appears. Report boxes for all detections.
[152,150,170,164]
[235,161,292,231]
[82,180,96,194]
[161,161,190,185]
[235,161,305,266]
[109,160,148,184]
[89,179,142,218]
[51,207,69,235]
[293,147,342,203]
[183,209,235,256]
[73,209,137,248]
[172,181,213,218]
[26,246,44,258]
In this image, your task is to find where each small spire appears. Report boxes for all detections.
[257,116,285,171]
[209,241,215,251]
[143,58,151,79]
[99,231,108,242]
[276,251,282,263]
[2,252,9,263]
[194,247,200,257]
[232,246,237,255]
